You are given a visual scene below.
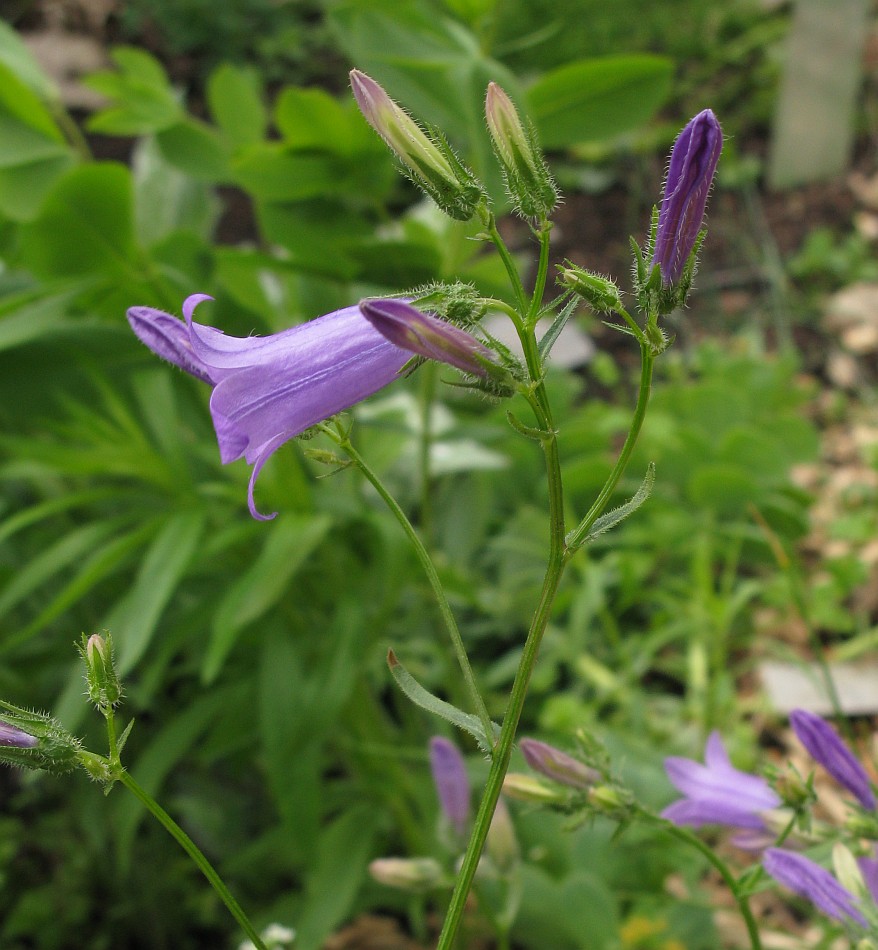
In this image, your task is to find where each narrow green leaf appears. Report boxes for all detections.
[575,462,656,547]
[388,650,499,752]
[538,296,580,360]
[202,514,333,683]
[113,511,206,674]
[294,807,379,950]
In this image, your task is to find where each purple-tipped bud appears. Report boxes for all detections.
[0,721,37,749]
[350,70,484,220]
[651,109,722,286]
[764,848,867,928]
[790,709,876,810]
[485,82,557,219]
[519,738,599,789]
[429,736,470,837]
[360,298,497,379]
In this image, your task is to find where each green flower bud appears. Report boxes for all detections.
[79,632,122,709]
[556,263,622,313]
[485,82,558,219]
[503,772,567,804]
[0,701,81,775]
[485,798,519,874]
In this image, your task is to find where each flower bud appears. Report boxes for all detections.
[485,82,557,219]
[350,70,485,220]
[369,857,444,892]
[359,298,504,382]
[79,632,122,709]
[556,264,622,313]
[651,109,722,288]
[0,701,81,775]
[429,736,470,839]
[502,772,566,804]
[834,842,867,899]
[588,783,635,820]
[486,797,519,874]
[519,737,600,789]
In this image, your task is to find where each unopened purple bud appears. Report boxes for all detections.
[764,848,867,928]
[360,298,497,379]
[429,736,470,837]
[790,709,876,810]
[0,721,37,749]
[651,109,722,286]
[519,738,599,789]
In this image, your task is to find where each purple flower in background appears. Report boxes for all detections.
[519,737,599,789]
[128,295,409,520]
[858,853,878,905]
[662,731,781,829]
[0,721,37,749]
[429,736,470,837]
[764,848,867,928]
[359,298,497,379]
[790,709,876,810]
[651,109,722,286]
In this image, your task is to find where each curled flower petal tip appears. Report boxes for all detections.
[128,295,409,519]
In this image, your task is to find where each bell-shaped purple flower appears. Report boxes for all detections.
[651,109,722,286]
[662,731,781,829]
[359,298,497,379]
[127,295,409,520]
[790,709,876,810]
[429,736,470,838]
[764,848,867,928]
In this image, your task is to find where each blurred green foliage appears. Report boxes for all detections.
[0,0,833,947]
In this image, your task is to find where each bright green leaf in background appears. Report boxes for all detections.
[528,55,675,148]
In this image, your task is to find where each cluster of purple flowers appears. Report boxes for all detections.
[663,710,878,932]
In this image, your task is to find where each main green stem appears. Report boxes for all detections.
[332,434,494,744]
[117,770,267,950]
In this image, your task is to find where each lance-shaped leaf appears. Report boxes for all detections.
[568,463,656,550]
[387,651,499,752]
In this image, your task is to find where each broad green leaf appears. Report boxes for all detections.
[17,163,138,278]
[156,119,230,181]
[275,87,352,153]
[113,511,207,674]
[0,21,58,100]
[0,114,69,168]
[231,143,340,200]
[388,650,499,751]
[0,63,65,143]
[202,514,333,683]
[207,64,267,148]
[528,55,674,148]
[84,47,181,135]
[294,807,379,950]
[0,154,75,221]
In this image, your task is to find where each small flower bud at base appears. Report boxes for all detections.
[80,632,122,709]
[556,264,622,314]
[369,857,444,892]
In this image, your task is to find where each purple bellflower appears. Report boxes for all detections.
[127,295,409,520]
[662,731,781,829]
[790,709,876,810]
[429,736,471,838]
[359,298,497,379]
[651,109,722,286]
[763,848,867,928]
